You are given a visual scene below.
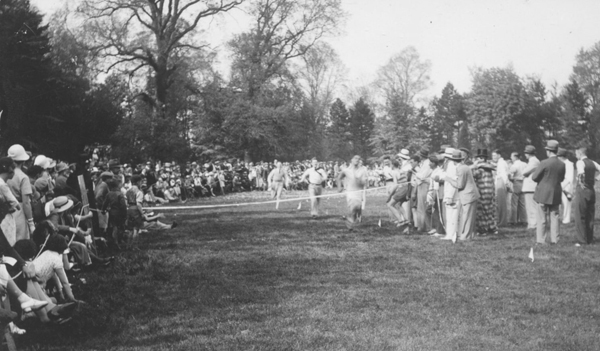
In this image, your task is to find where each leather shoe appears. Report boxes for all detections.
[49,302,77,320]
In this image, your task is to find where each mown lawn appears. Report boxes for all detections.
[19,190,600,350]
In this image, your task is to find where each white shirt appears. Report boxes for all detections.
[301,167,327,184]
[509,159,527,181]
[496,157,510,184]
[576,157,600,177]
[33,250,64,284]
[561,158,574,193]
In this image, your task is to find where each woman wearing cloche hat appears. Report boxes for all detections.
[6,144,35,240]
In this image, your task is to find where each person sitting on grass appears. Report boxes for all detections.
[102,178,127,249]
[141,210,178,232]
[125,175,144,250]
[13,238,78,325]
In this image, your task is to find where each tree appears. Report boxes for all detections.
[348,98,374,159]
[376,46,432,107]
[293,41,345,158]
[430,83,467,150]
[78,0,244,113]
[369,99,416,157]
[297,41,345,126]
[228,0,344,100]
[325,98,352,160]
[571,41,600,107]
[466,67,529,152]
[0,0,52,151]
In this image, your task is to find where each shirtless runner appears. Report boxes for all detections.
[337,155,368,230]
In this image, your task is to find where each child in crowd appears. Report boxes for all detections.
[125,175,144,250]
[102,178,127,249]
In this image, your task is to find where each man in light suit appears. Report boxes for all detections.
[531,140,565,244]
[522,145,540,229]
[557,148,574,224]
[445,149,480,241]
[440,148,459,242]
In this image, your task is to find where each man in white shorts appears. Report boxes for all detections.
[337,155,368,230]
[300,158,328,218]
[268,161,289,209]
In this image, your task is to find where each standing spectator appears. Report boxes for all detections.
[531,140,565,245]
[472,149,498,236]
[414,148,432,233]
[7,144,34,241]
[102,178,127,248]
[218,171,226,196]
[522,146,540,230]
[125,175,144,250]
[509,152,527,226]
[573,147,600,246]
[53,162,76,197]
[492,150,509,227]
[557,148,574,224]
[445,150,480,241]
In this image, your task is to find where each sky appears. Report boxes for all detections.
[30,0,600,99]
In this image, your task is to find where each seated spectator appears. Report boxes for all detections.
[44,198,111,267]
[14,238,78,324]
[141,210,178,232]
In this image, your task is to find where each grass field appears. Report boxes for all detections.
[19,190,600,350]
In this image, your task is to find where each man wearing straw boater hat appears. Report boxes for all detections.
[440,148,459,242]
[445,149,480,241]
[414,147,432,233]
[531,140,565,245]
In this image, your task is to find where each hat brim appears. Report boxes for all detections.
[55,199,74,213]
[397,154,410,160]
[545,147,558,152]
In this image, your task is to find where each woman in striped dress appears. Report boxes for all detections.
[472,149,498,235]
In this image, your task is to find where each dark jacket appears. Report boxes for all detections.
[532,156,565,205]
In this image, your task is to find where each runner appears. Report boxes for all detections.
[267,161,289,209]
[337,155,368,230]
[382,156,397,221]
[300,158,328,218]
[386,159,411,230]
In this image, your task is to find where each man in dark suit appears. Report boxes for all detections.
[531,140,565,244]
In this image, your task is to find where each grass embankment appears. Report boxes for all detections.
[20,190,600,350]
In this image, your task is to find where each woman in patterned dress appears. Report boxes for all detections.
[471,149,498,235]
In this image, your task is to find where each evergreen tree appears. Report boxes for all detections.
[349,98,375,159]
[326,98,352,160]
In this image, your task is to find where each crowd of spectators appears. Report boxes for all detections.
[91,157,395,206]
[0,145,404,340]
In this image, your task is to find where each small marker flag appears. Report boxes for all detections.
[529,248,534,262]
[378,219,381,227]
[297,202,301,210]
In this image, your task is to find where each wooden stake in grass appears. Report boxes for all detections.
[529,248,534,262]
